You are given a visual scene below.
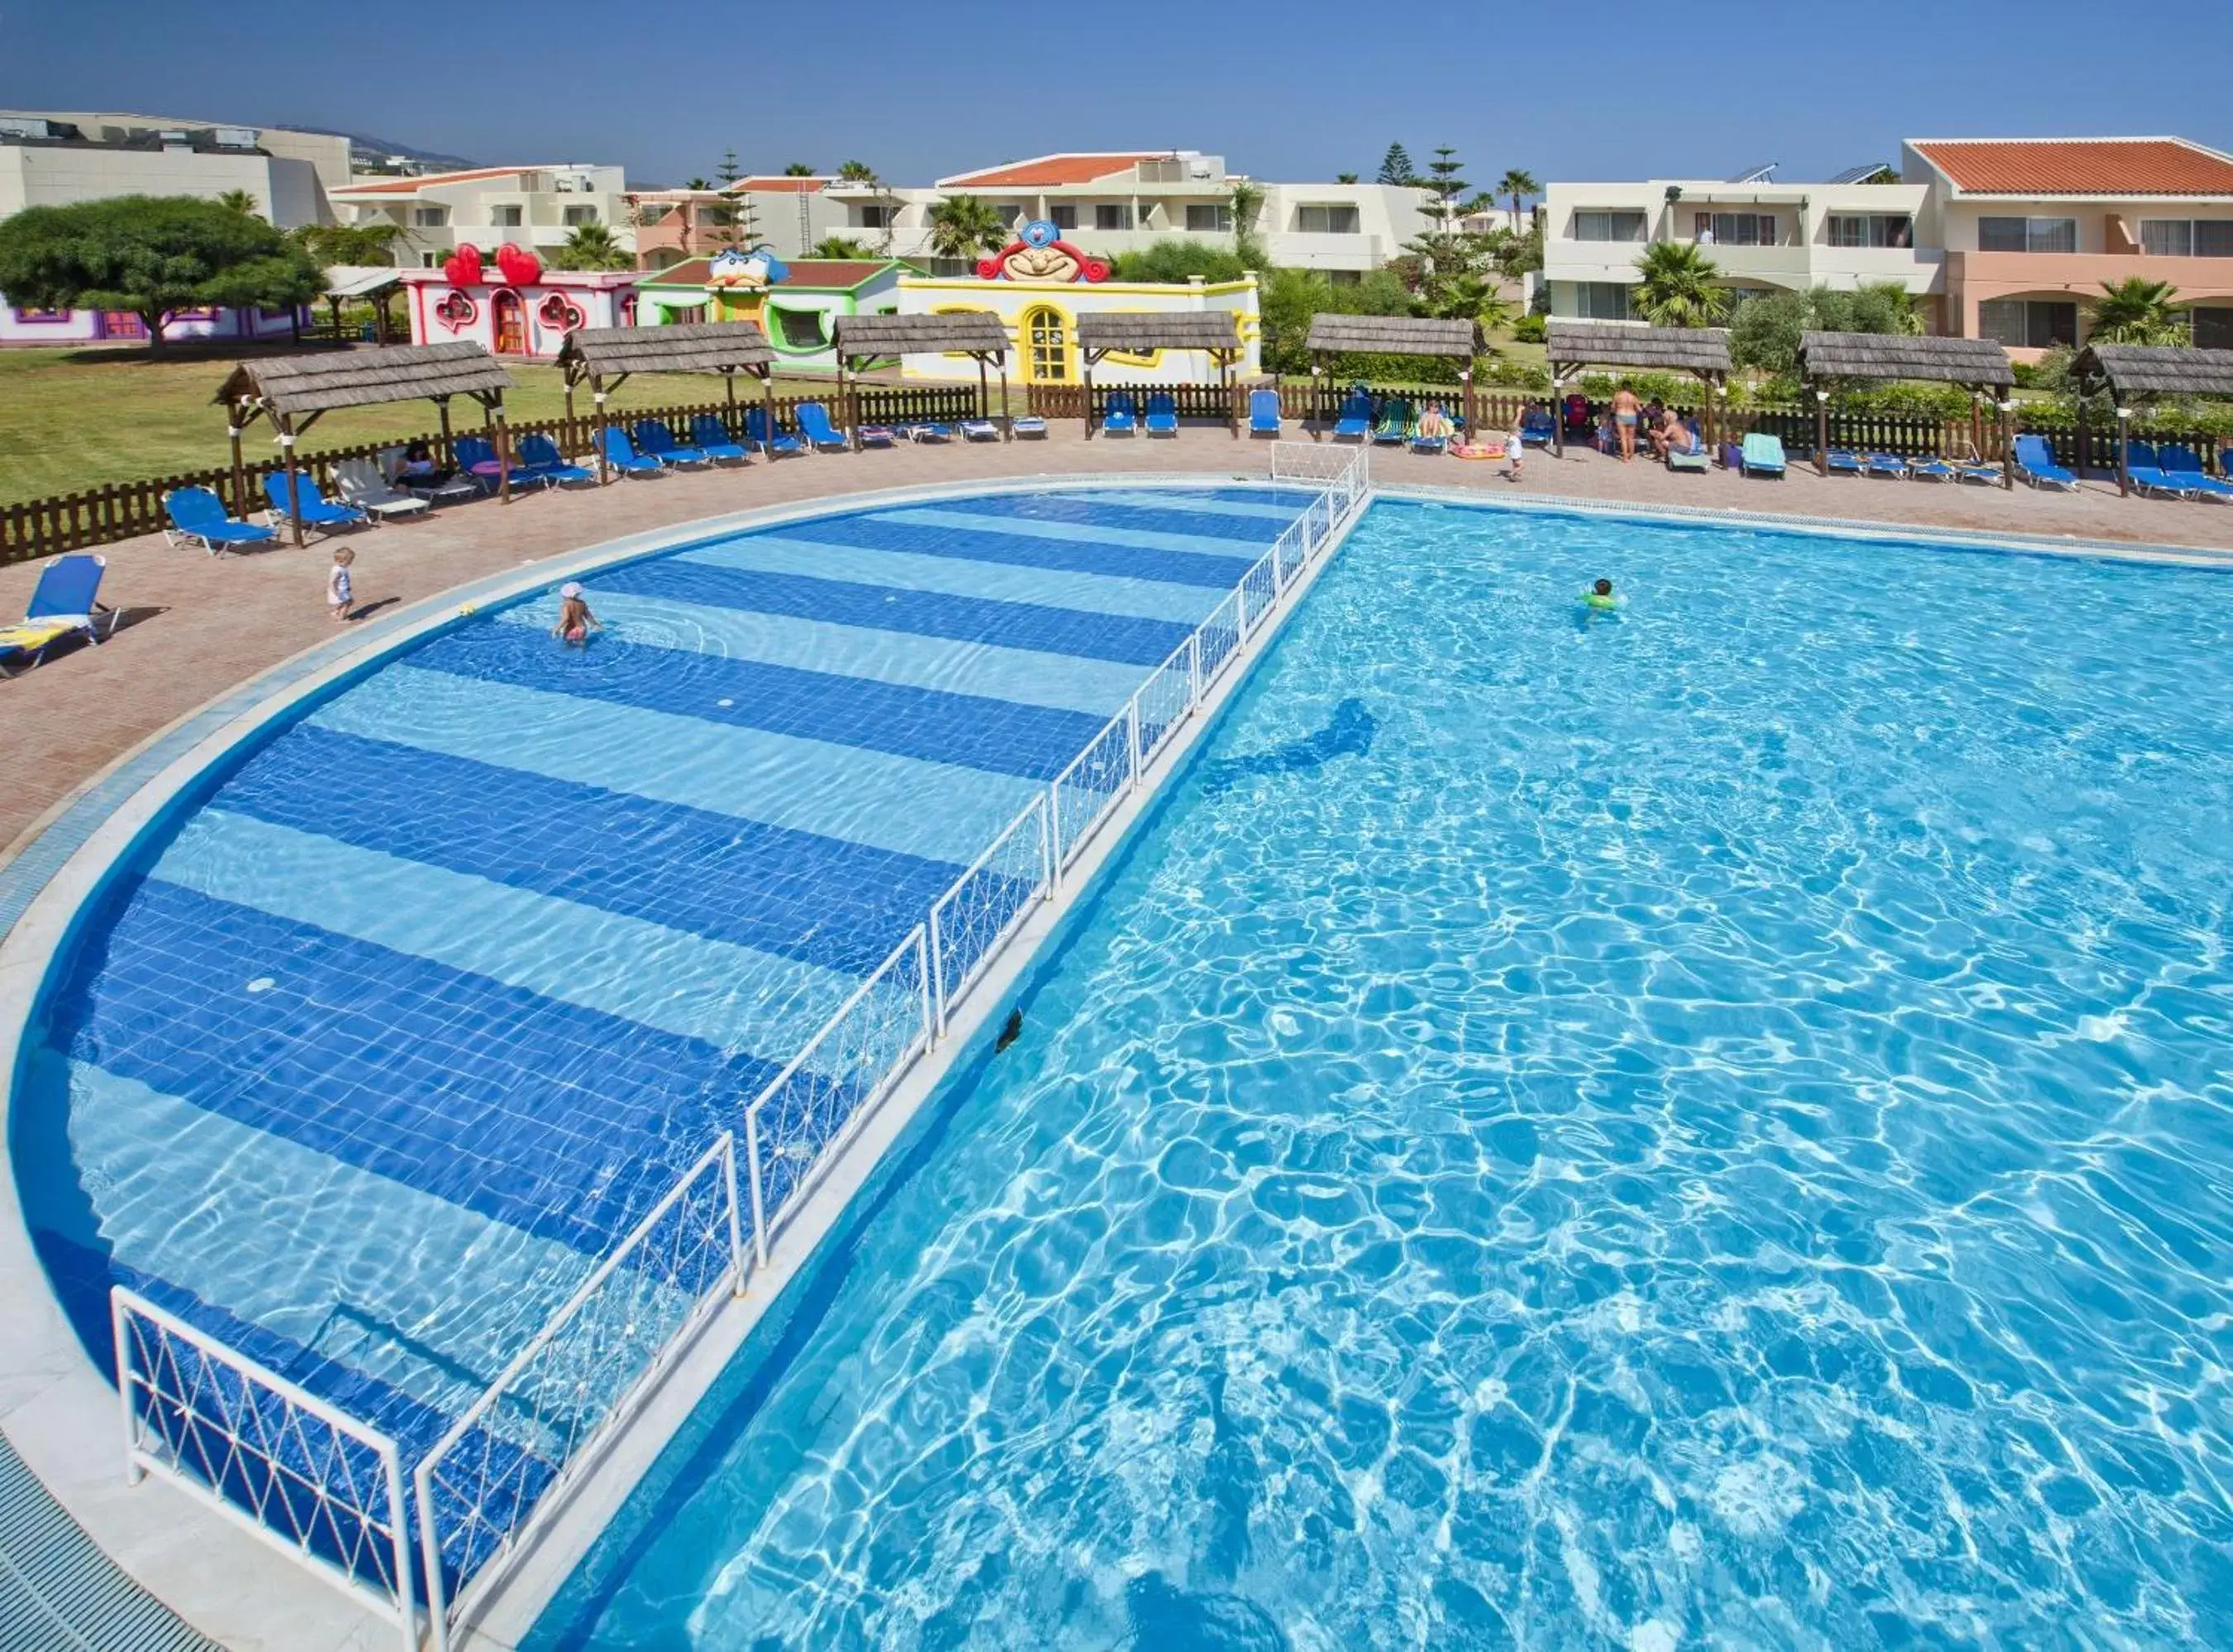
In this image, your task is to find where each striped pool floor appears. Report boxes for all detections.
[12,486,1312,1466]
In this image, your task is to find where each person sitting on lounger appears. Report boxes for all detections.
[1654,409,1696,459]
[1416,403,1451,442]
[551,581,602,646]
[396,440,455,487]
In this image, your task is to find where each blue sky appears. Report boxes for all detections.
[7,0,2230,190]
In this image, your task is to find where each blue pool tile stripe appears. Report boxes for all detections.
[874,507,1274,562]
[408,623,1109,783]
[764,513,1250,589]
[1060,489,1307,521]
[491,597,1151,720]
[681,533,1223,624]
[221,725,972,974]
[52,879,770,1256]
[152,811,866,1056]
[592,560,1194,668]
[313,671,1045,866]
[896,493,1288,545]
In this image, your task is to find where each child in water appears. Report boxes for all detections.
[1583,577,1620,612]
[552,581,602,645]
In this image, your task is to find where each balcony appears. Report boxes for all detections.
[1262,231,1385,271]
[1948,250,2233,303]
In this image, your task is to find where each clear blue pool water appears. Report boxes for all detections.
[532,502,2233,1649]
[9,484,1310,1473]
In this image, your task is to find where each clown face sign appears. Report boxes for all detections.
[978,218,1108,283]
[708,245,791,290]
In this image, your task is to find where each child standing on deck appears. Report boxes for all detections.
[1507,408,1526,483]
[327,545,355,623]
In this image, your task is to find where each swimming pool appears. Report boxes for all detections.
[529,501,2233,1648]
[7,483,1317,1480]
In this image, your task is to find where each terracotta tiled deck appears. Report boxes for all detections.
[4,428,2230,856]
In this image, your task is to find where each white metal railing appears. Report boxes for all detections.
[108,450,1370,1645]
[412,1134,744,1652]
[112,1288,418,1652]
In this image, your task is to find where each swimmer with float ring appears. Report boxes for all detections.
[1581,577,1621,612]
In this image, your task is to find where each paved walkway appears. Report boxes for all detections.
[5,429,2230,857]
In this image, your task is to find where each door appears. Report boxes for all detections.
[493,289,527,355]
[1022,304,1072,384]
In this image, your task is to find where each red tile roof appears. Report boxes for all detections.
[334,166,533,196]
[938,152,1165,189]
[638,256,898,290]
[1913,138,2233,196]
[731,175,828,193]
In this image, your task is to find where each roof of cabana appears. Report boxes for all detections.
[1078,312,1243,355]
[1798,331,2013,388]
[214,341,510,415]
[555,321,775,381]
[1305,313,1480,358]
[1545,321,1732,376]
[831,311,1010,360]
[2070,342,2233,398]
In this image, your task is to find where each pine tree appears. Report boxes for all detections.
[1377,143,1416,188]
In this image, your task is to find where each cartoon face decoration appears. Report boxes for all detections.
[708,245,790,289]
[983,219,1108,283]
[432,290,479,332]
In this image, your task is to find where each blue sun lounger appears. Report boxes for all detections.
[1371,400,1412,445]
[1144,392,1178,436]
[515,433,595,488]
[961,418,1001,441]
[1249,388,1283,436]
[2123,441,2195,498]
[1102,392,1138,436]
[1908,456,1957,482]
[1011,414,1048,438]
[1330,393,1372,440]
[1824,448,1866,475]
[1740,433,1787,477]
[634,421,711,467]
[1864,451,1910,478]
[262,472,368,535]
[906,422,955,443]
[795,402,853,452]
[163,485,278,554]
[598,427,664,475]
[1520,408,1556,447]
[2012,434,2077,490]
[0,553,115,678]
[2154,444,2233,499]
[688,414,751,463]
[856,424,898,448]
[743,407,802,456]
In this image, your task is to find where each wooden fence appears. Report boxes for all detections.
[1,385,983,566]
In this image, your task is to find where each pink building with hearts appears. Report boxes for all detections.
[398,242,638,359]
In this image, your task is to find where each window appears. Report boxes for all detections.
[855,204,892,229]
[492,205,522,228]
[1185,203,1232,232]
[1093,203,1134,231]
[769,303,829,350]
[2140,219,2233,257]
[1824,214,1913,248]
[1699,212,1778,246]
[636,202,675,226]
[1977,298,2078,349]
[1049,204,1078,231]
[412,207,447,228]
[1574,282,1633,321]
[1326,269,1363,288]
[1571,210,1646,242]
[421,250,443,268]
[563,205,598,226]
[1978,217,2078,254]
[1296,204,1362,235]
[2193,307,2233,349]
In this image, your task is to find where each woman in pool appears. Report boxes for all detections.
[551,581,602,646]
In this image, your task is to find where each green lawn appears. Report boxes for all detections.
[0,346,840,506]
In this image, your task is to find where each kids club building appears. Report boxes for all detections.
[634,246,914,375]
[399,242,636,359]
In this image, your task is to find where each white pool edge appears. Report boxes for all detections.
[0,469,1316,1652]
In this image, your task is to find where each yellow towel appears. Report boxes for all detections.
[0,620,78,655]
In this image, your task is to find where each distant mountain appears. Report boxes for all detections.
[278,125,478,172]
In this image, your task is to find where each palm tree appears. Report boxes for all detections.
[925,194,1009,261]
[553,221,631,271]
[1436,274,1513,335]
[836,160,877,183]
[683,177,712,191]
[783,162,816,177]
[1497,169,1539,232]
[811,236,874,259]
[2088,277,2189,345]
[216,188,261,217]
[1633,240,1726,327]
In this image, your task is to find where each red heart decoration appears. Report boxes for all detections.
[495,243,542,286]
[537,293,585,332]
[442,245,483,287]
[433,291,479,332]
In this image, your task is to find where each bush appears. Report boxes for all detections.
[1108,240,1248,285]
[1509,312,1545,344]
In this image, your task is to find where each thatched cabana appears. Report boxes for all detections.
[215,342,512,543]
[556,321,777,482]
[2070,344,2233,494]
[1075,313,1246,438]
[1797,331,2015,486]
[1304,314,1483,436]
[1543,322,1734,456]
[831,312,1012,446]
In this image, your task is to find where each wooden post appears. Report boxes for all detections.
[490,398,513,505]
[1999,399,2015,490]
[227,412,250,520]
[1814,385,1830,475]
[1082,357,1095,440]
[564,381,576,457]
[1460,364,1476,444]
[978,355,990,430]
[1550,374,1564,458]
[2115,405,2131,497]
[1969,390,1983,462]
[760,369,778,455]
[1310,361,1323,441]
[436,398,455,473]
[278,413,303,547]
[997,354,1012,440]
[593,376,610,484]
